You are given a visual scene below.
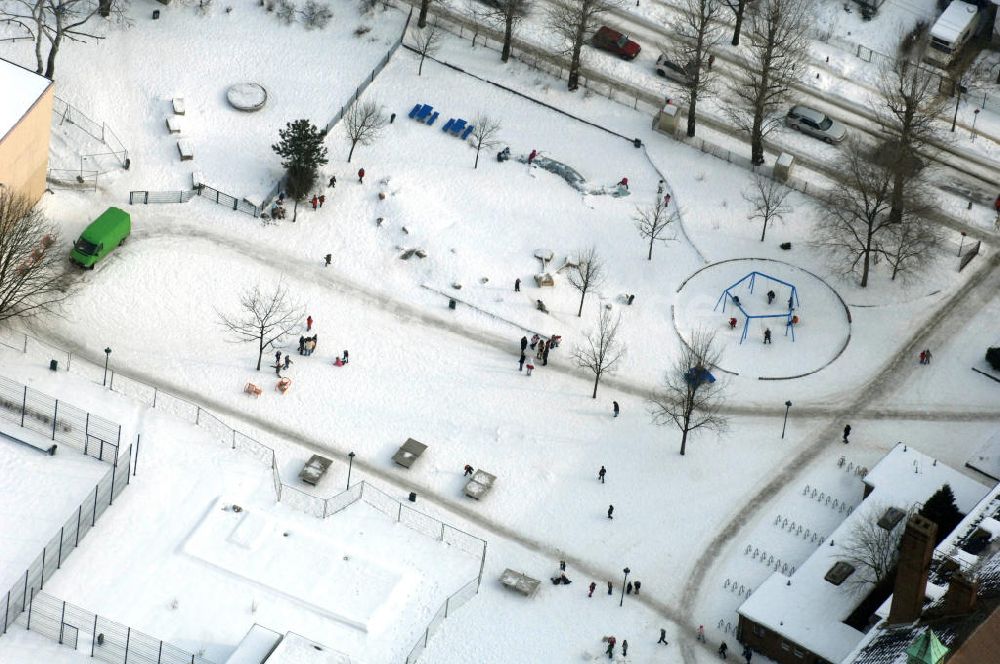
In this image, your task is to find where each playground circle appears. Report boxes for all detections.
[674,258,851,380]
[226,83,268,112]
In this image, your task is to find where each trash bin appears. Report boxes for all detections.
[152,9,160,18]
[49,359,58,372]
[448,299,457,310]
[633,137,642,148]
[409,492,417,502]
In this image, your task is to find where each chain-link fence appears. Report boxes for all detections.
[0,374,121,462]
[1,443,132,634]
[52,96,129,170]
[404,577,479,664]
[24,591,214,664]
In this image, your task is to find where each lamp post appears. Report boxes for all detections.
[781,400,792,439]
[619,567,631,607]
[102,347,112,386]
[346,451,355,489]
[971,109,980,142]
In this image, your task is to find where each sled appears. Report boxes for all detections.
[244,382,262,397]
[276,377,292,394]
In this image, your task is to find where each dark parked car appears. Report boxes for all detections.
[592,26,641,60]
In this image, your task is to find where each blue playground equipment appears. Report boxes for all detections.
[713,271,800,344]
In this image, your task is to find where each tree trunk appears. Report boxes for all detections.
[731,0,745,46]
[686,86,698,138]
[592,372,600,398]
[860,238,872,287]
[418,0,430,27]
[568,32,585,90]
[43,33,61,79]
[760,219,768,242]
[474,148,481,169]
[648,235,654,260]
[292,198,299,223]
[348,140,357,163]
[419,53,426,76]
[679,413,690,456]
[577,289,586,317]
[750,106,765,166]
[256,340,264,371]
[502,15,514,62]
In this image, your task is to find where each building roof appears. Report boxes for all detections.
[0,57,51,142]
[845,481,1000,664]
[738,444,990,664]
[263,632,354,664]
[904,630,948,664]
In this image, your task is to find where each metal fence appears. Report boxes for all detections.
[128,185,260,217]
[0,374,121,462]
[47,168,100,192]
[129,190,197,205]
[1,442,132,634]
[404,577,479,664]
[23,591,214,664]
[52,96,129,170]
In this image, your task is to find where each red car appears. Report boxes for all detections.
[592,26,641,60]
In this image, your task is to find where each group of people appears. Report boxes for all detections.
[918,349,933,364]
[518,333,561,375]
[298,334,319,356]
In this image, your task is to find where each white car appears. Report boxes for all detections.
[785,105,847,144]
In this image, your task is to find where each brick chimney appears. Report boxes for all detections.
[941,571,978,617]
[888,514,938,624]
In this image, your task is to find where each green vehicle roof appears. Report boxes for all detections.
[81,207,130,241]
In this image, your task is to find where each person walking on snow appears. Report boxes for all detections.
[767,289,776,304]
[924,349,932,364]
[598,465,606,483]
[606,636,616,659]
[520,336,528,353]
[519,353,526,372]
[663,193,671,207]
[306,315,313,332]
[658,628,668,645]
[622,640,628,657]
[528,149,537,165]
[607,504,614,519]
[607,581,613,595]
[464,464,474,476]
[743,645,753,663]
[919,350,926,364]
[275,350,282,366]
[530,334,540,350]
[536,343,545,360]
[763,328,772,344]
[328,175,337,188]
[634,580,641,594]
[843,424,852,444]
[298,336,305,355]
[626,581,633,594]
[588,581,596,597]
[514,278,521,292]
[613,401,620,418]
[357,168,365,183]
[318,194,325,207]
[697,626,706,643]
[283,355,292,370]
[657,179,664,195]
[525,360,534,376]
[719,642,728,659]
[310,195,318,210]
[324,254,332,267]
[542,345,550,366]
[618,177,629,190]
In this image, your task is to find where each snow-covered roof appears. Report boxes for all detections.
[225,624,282,664]
[966,429,1000,481]
[738,443,990,664]
[0,57,50,142]
[930,1,978,43]
[263,632,354,664]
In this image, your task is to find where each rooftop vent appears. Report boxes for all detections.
[825,561,855,586]
[878,506,907,531]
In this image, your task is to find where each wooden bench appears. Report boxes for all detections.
[165,116,181,134]
[465,469,496,499]
[0,430,56,456]
[299,454,332,486]
[172,97,186,115]
[177,139,194,161]
[276,377,292,394]
[244,382,262,397]
[500,569,539,597]
[391,438,428,468]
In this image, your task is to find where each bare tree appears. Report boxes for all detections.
[217,282,304,371]
[816,140,896,288]
[485,0,531,62]
[723,0,748,45]
[410,20,443,76]
[634,196,676,260]
[841,504,908,587]
[468,114,502,169]
[727,0,808,166]
[0,189,71,322]
[465,0,486,47]
[669,0,723,137]
[879,194,939,282]
[744,173,791,242]
[343,100,388,163]
[875,47,945,227]
[1,0,128,79]
[545,0,620,91]
[567,246,606,317]
[573,308,626,399]
[649,328,727,456]
[417,0,432,27]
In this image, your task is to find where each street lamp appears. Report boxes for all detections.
[102,347,112,386]
[619,567,631,607]
[781,400,792,439]
[971,109,980,142]
[346,451,355,489]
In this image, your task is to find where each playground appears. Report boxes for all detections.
[675,259,851,378]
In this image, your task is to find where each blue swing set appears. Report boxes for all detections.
[713,271,800,345]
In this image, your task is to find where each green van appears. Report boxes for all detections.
[70,207,131,269]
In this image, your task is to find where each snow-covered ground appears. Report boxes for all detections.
[0,1,999,663]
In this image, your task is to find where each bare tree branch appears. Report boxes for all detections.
[545,0,620,91]
[567,246,606,317]
[468,114,502,169]
[841,504,910,588]
[668,0,723,137]
[410,19,443,76]
[634,196,677,260]
[343,99,388,163]
[573,308,626,398]
[217,282,304,371]
[483,0,531,62]
[648,328,727,456]
[743,173,791,242]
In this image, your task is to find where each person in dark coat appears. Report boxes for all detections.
[464,464,474,476]
[358,168,365,183]
[298,336,305,354]
[341,349,348,364]
[719,642,728,659]
[390,112,396,123]
[519,353,526,372]
[328,176,337,188]
[318,194,326,207]
[275,350,282,365]
[658,628,668,645]
[607,581,612,595]
[622,640,628,657]
[324,254,332,266]
[598,466,606,483]
[542,346,550,366]
[283,355,292,370]
[515,278,521,292]
[626,581,633,594]
[607,504,614,519]
[743,645,752,663]
[633,580,641,594]
[588,581,596,597]
[528,149,537,164]
[520,336,528,352]
[613,401,620,417]
[766,290,775,304]
[763,328,772,344]
[843,424,851,443]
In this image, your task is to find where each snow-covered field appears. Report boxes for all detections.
[0,0,999,662]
